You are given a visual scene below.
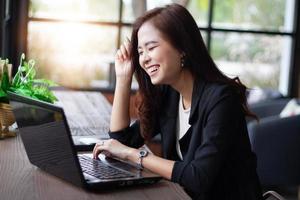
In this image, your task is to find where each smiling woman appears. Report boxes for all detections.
[93,3,263,200]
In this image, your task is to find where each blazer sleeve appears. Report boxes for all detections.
[108,120,145,148]
[171,89,241,194]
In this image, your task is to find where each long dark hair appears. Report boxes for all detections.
[130,3,255,140]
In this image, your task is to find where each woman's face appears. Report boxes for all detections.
[137,21,182,85]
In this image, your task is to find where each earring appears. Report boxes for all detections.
[181,56,185,68]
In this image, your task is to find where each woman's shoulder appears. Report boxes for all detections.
[193,80,240,111]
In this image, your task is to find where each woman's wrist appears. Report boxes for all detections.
[116,76,132,88]
[125,148,139,164]
[114,80,132,97]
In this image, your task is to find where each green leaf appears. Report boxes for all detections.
[0,87,6,98]
[12,70,21,87]
[27,60,36,80]
[1,72,10,91]
[13,88,33,97]
[1,62,10,92]
[31,85,58,103]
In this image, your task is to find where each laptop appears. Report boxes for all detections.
[8,92,161,190]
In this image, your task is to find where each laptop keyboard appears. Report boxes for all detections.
[79,156,135,180]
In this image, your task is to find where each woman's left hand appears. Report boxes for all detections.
[92,139,133,160]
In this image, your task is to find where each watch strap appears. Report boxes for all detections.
[138,148,148,170]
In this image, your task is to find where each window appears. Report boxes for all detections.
[27,0,297,95]
[187,0,296,96]
[28,0,121,89]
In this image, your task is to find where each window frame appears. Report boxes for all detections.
[203,0,297,97]
[1,0,28,76]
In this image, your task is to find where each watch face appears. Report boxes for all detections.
[140,149,147,157]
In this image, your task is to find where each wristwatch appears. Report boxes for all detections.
[138,148,148,170]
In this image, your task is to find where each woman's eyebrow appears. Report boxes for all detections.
[138,41,158,49]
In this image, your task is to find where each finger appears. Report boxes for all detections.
[93,141,105,159]
[123,41,131,58]
[93,146,104,159]
[120,44,128,59]
[92,144,98,159]
[92,143,98,156]
[116,49,124,62]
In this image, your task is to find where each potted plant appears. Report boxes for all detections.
[0,54,58,138]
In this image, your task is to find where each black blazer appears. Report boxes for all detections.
[109,79,262,200]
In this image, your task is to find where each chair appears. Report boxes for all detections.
[246,98,291,123]
[247,98,300,187]
[248,114,300,186]
[263,191,286,200]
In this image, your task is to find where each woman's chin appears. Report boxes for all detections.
[150,77,161,85]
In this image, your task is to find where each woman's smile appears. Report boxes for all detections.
[146,64,160,76]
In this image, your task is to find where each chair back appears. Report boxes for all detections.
[248,114,300,185]
[248,98,291,122]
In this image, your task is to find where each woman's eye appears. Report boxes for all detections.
[148,46,156,51]
[138,51,143,56]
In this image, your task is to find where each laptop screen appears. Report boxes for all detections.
[11,100,63,128]
[9,93,85,187]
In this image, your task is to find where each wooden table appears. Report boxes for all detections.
[54,91,112,133]
[0,91,191,200]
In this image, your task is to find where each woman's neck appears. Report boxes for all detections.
[171,69,194,109]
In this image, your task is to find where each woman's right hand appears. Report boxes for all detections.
[115,38,134,84]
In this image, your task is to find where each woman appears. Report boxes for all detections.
[93,3,262,200]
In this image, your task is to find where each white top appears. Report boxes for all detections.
[176,95,191,160]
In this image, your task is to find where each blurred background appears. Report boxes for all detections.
[1,0,299,100]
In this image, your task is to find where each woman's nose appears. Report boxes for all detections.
[142,52,151,65]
